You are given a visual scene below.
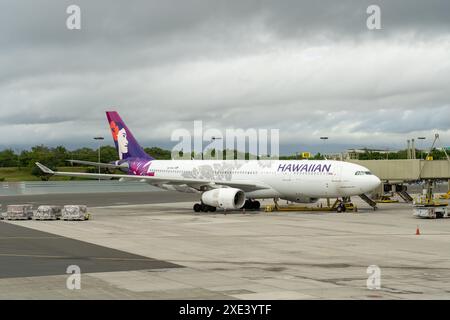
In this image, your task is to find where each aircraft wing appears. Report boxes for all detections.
[36,162,270,192]
[67,160,128,169]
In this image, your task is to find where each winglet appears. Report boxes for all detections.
[35,162,54,175]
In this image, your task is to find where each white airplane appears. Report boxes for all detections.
[36,111,381,212]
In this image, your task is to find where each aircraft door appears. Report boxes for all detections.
[328,162,342,197]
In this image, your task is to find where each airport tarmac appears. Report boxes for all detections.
[0,192,449,299]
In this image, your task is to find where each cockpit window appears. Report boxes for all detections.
[355,171,373,175]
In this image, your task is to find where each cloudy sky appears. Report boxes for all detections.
[1,0,449,154]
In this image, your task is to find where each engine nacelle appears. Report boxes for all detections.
[201,188,246,210]
[282,196,319,203]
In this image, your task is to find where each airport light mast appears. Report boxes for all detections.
[210,136,222,160]
[93,136,104,181]
[201,136,222,160]
[320,137,328,160]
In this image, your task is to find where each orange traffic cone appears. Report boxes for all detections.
[416,226,420,235]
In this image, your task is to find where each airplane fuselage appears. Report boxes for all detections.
[122,158,381,201]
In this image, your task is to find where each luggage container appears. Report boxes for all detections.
[413,205,449,219]
[413,191,449,219]
[6,204,33,220]
[34,205,63,220]
[61,205,90,221]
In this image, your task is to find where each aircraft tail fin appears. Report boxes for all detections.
[106,111,153,160]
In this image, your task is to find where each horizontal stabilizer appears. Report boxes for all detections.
[67,160,128,169]
[35,162,54,174]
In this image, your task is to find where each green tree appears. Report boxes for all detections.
[428,148,448,160]
[0,149,18,167]
[98,145,118,163]
[53,146,69,166]
[69,147,97,163]
[144,147,171,160]
[24,145,57,168]
[19,150,32,167]
[313,153,325,160]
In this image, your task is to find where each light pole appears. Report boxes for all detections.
[211,136,222,160]
[418,137,426,160]
[320,137,328,160]
[93,136,104,181]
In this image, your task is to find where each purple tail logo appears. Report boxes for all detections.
[106,111,153,160]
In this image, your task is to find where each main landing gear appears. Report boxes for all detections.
[192,200,261,213]
[335,197,357,213]
[193,203,216,213]
[336,202,346,213]
[242,199,261,210]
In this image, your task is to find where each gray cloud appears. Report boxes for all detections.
[0,0,449,153]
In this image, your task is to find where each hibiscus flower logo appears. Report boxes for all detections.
[110,121,120,141]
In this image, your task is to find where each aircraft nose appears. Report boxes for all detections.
[369,175,381,191]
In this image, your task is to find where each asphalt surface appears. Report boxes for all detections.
[0,221,181,279]
[0,191,195,279]
[0,191,200,208]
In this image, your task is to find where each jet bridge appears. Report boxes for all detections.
[346,159,450,182]
[347,159,450,202]
[348,134,449,185]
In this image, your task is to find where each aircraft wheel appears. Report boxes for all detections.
[252,201,261,210]
[201,204,209,212]
[193,203,201,212]
[242,200,252,209]
[209,206,217,212]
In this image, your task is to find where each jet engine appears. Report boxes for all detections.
[201,188,246,210]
